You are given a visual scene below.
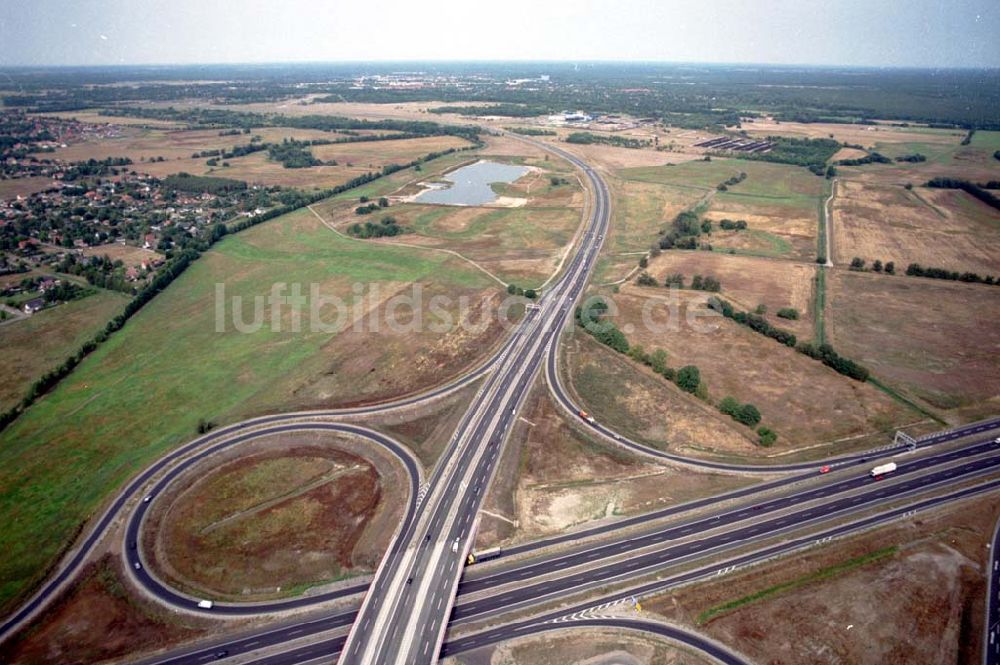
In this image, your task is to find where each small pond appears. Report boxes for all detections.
[414,160,530,206]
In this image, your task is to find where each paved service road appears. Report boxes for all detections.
[986,516,1000,665]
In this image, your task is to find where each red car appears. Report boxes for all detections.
[819,465,831,474]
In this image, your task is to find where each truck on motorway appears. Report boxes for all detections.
[869,462,897,478]
[578,409,596,424]
[197,599,214,609]
[467,546,502,565]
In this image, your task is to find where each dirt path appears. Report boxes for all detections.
[0,303,27,327]
[823,179,837,267]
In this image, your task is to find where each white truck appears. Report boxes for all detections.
[197,599,214,609]
[869,462,897,478]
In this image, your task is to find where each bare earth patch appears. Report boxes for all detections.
[4,555,208,665]
[646,495,1000,665]
[443,628,712,665]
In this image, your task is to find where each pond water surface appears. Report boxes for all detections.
[414,160,530,206]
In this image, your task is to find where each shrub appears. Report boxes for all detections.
[735,403,762,427]
[776,307,799,320]
[850,257,866,271]
[636,271,658,287]
[676,365,701,393]
[757,426,778,446]
[664,273,685,288]
[719,396,740,417]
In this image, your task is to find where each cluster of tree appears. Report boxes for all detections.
[925,177,1000,212]
[718,218,748,231]
[894,153,927,163]
[550,176,570,186]
[267,139,324,168]
[42,281,92,303]
[836,151,892,166]
[505,126,557,136]
[961,129,975,146]
[994,150,1000,162]
[716,172,747,191]
[905,263,998,285]
[719,396,762,427]
[60,157,134,181]
[656,210,707,250]
[56,254,133,293]
[720,136,839,175]
[348,216,407,238]
[574,297,629,353]
[506,283,538,299]
[849,257,896,274]
[708,296,797,347]
[795,341,870,381]
[565,132,651,149]
[690,274,721,291]
[776,307,799,320]
[162,173,247,194]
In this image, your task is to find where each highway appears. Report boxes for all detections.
[986,516,1000,665]
[338,138,613,664]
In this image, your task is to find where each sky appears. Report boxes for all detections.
[1,0,997,69]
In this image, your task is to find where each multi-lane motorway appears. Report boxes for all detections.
[338,139,613,664]
[986,516,1000,665]
[2,132,1000,665]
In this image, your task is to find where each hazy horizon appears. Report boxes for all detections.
[1,0,997,69]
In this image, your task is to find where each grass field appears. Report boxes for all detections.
[608,176,707,255]
[0,290,130,412]
[368,203,582,285]
[827,270,1000,413]
[832,180,1000,274]
[0,205,499,614]
[616,159,826,262]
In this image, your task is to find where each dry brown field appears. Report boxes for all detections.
[475,379,750,546]
[831,180,1000,274]
[572,284,915,454]
[80,243,164,267]
[741,117,965,148]
[0,176,57,199]
[608,176,708,255]
[827,270,1000,412]
[646,495,1000,665]
[642,252,817,340]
